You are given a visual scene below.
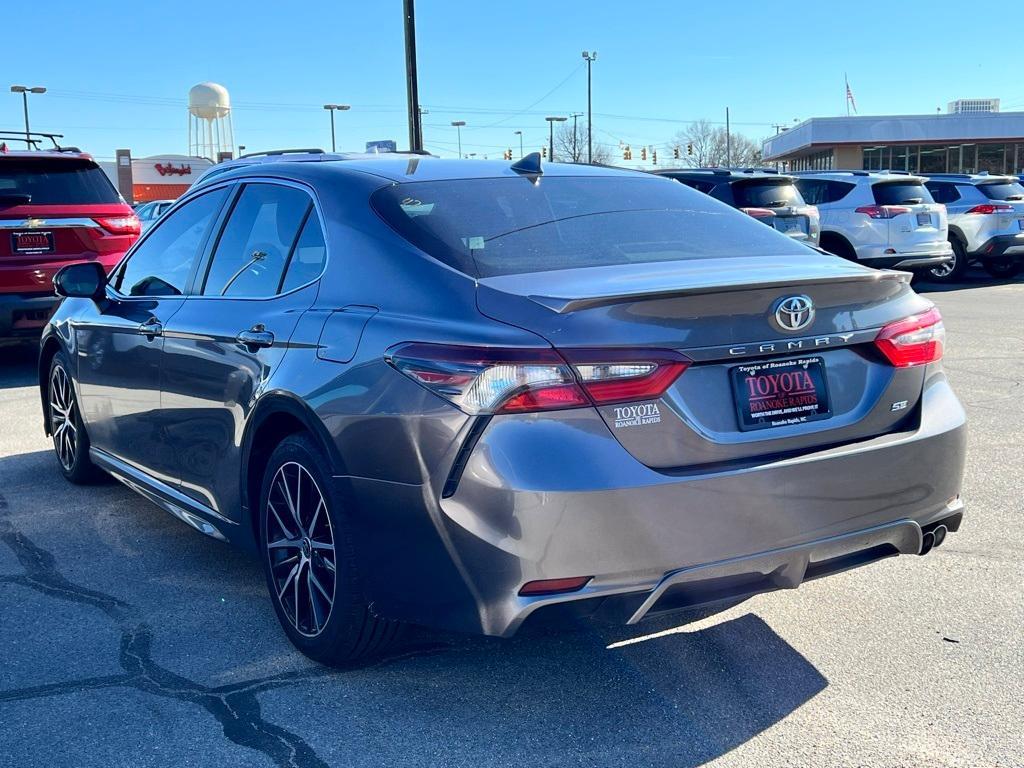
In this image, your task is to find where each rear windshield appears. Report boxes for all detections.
[732,180,804,208]
[872,182,934,206]
[0,158,121,205]
[370,176,802,278]
[978,181,1024,201]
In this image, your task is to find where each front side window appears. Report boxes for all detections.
[371,176,804,278]
[202,184,312,297]
[115,187,228,297]
[926,183,960,205]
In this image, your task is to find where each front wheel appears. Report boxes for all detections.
[928,240,968,282]
[48,352,102,484]
[259,434,402,665]
[983,257,1022,280]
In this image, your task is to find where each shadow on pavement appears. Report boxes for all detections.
[915,267,1024,294]
[0,445,828,768]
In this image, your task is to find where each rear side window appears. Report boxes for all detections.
[280,209,327,293]
[371,176,806,278]
[794,179,855,205]
[673,178,716,194]
[978,181,1024,201]
[202,184,312,297]
[115,188,228,296]
[926,183,960,204]
[0,159,121,204]
[873,182,934,206]
[732,181,804,208]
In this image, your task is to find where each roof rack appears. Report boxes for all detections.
[0,130,70,151]
[791,169,871,176]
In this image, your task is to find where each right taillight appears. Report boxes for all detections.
[874,307,945,367]
[386,343,689,414]
[965,203,1013,215]
[740,207,776,220]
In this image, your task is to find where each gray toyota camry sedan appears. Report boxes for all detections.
[39,152,966,665]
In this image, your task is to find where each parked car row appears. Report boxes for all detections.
[41,149,966,665]
[654,165,1023,283]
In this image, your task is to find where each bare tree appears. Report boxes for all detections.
[666,120,763,168]
[553,121,610,164]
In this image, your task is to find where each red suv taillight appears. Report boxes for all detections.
[855,205,911,219]
[93,214,141,236]
[965,203,1013,215]
[874,307,945,367]
[386,343,690,414]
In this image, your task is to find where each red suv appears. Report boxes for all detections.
[1,143,139,340]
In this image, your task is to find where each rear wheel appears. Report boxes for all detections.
[48,352,102,484]
[259,433,402,665]
[983,257,1022,280]
[928,239,968,282]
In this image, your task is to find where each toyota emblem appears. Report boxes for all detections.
[773,295,815,332]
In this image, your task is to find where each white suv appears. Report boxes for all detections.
[923,173,1024,281]
[794,171,952,272]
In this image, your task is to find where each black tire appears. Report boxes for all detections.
[47,351,103,484]
[983,257,1022,280]
[258,433,402,665]
[928,239,968,282]
[820,233,857,262]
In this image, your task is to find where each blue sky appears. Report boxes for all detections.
[4,0,1022,164]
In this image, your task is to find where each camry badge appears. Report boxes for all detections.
[773,295,815,332]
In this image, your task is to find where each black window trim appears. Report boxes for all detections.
[107,183,233,301]
[188,177,329,302]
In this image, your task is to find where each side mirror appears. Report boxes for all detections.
[54,261,107,301]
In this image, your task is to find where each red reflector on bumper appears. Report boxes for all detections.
[518,576,592,596]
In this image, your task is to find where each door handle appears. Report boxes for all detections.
[138,317,163,338]
[236,324,274,350]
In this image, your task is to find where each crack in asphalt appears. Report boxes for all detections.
[0,490,447,768]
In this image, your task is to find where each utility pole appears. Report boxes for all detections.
[725,107,731,168]
[582,51,597,163]
[403,0,423,151]
[570,112,583,161]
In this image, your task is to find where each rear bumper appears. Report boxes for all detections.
[348,371,966,637]
[0,292,59,339]
[859,251,953,271]
[969,233,1024,261]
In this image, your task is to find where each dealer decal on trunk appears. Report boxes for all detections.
[613,403,662,428]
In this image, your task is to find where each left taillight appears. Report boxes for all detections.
[93,214,141,236]
[386,343,689,414]
[874,307,945,367]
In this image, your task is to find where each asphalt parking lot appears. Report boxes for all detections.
[0,274,1020,768]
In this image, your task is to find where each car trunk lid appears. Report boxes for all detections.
[477,254,934,469]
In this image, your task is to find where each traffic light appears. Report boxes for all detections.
[652,149,657,165]
[673,146,680,160]
[623,145,632,160]
[641,146,647,162]
[541,146,547,159]
[503,148,512,160]
[687,142,693,156]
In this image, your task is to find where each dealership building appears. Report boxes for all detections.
[762,111,1024,175]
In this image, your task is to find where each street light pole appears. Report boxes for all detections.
[514,130,523,158]
[10,85,46,145]
[451,120,465,158]
[545,116,567,162]
[582,51,597,163]
[570,112,583,162]
[323,105,350,153]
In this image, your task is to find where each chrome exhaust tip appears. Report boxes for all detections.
[920,530,936,556]
[932,524,948,549]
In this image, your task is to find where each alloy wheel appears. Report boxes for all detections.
[266,461,337,637]
[49,365,78,471]
[930,251,955,279]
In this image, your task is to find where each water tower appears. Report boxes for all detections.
[188,82,235,161]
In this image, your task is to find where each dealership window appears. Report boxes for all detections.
[978,144,1007,174]
[920,145,946,174]
[790,149,833,171]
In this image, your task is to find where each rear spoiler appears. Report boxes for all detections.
[494,270,911,315]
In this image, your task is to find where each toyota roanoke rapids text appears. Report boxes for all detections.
[40,151,966,665]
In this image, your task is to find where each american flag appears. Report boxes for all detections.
[845,76,858,114]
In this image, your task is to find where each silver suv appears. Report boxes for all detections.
[794,171,952,271]
[923,173,1024,281]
